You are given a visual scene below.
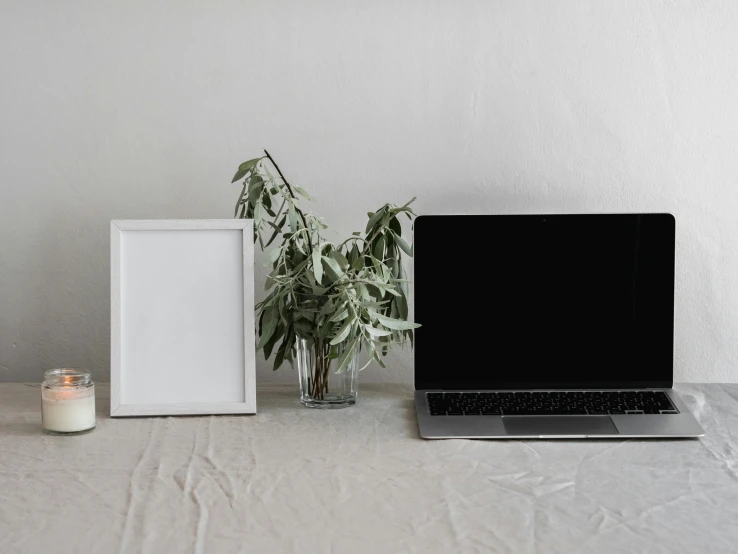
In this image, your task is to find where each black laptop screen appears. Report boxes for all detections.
[413,214,675,390]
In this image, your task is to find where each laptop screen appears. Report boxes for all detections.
[413,214,675,390]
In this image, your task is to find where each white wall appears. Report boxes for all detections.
[1,1,737,384]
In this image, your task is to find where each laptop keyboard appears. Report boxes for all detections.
[427,391,679,416]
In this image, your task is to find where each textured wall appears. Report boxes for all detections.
[1,1,737,383]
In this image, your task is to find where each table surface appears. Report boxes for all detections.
[1,383,736,554]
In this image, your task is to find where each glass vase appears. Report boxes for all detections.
[296,338,359,408]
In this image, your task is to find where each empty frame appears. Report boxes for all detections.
[111,220,256,416]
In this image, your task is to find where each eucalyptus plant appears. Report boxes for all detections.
[232,150,419,398]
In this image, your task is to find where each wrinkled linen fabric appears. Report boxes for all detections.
[0,383,736,554]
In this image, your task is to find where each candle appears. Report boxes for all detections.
[41,368,96,435]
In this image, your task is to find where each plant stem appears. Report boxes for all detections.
[308,339,333,401]
[263,149,311,239]
[323,342,330,395]
[310,342,320,399]
[315,341,322,400]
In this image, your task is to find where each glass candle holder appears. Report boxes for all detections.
[41,368,96,435]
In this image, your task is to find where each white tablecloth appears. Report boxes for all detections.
[0,383,736,553]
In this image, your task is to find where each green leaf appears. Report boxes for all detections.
[355,283,370,301]
[394,290,409,320]
[373,312,421,331]
[329,250,349,270]
[346,244,357,265]
[253,201,264,227]
[293,185,312,200]
[322,256,344,281]
[257,306,279,349]
[248,176,264,206]
[329,308,349,323]
[364,326,393,337]
[334,337,359,374]
[389,216,402,236]
[372,234,385,260]
[234,179,248,217]
[231,158,261,183]
[264,215,286,248]
[240,157,262,171]
[293,319,314,338]
[262,321,284,360]
[365,209,384,234]
[371,349,387,368]
[263,192,273,212]
[392,232,413,256]
[232,168,250,184]
[351,253,364,271]
[273,343,286,370]
[373,282,401,296]
[330,317,355,345]
[288,202,298,233]
[397,262,409,296]
[312,244,323,284]
[267,247,281,264]
[358,300,390,310]
[305,270,325,296]
[265,275,275,290]
[322,299,344,316]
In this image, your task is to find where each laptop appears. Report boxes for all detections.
[414,214,704,439]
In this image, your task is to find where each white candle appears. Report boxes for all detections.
[41,368,96,435]
[42,390,96,433]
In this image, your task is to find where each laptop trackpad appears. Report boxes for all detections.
[503,416,618,436]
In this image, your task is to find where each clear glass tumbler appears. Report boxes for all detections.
[296,338,359,408]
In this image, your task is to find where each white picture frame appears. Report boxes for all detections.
[110,220,256,417]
